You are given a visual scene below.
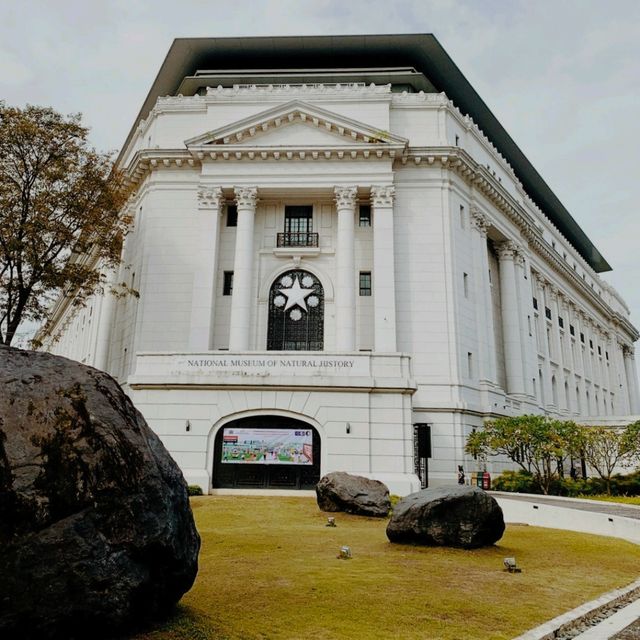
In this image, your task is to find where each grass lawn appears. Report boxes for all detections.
[579,495,640,506]
[130,496,640,640]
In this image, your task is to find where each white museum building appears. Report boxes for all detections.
[40,35,640,494]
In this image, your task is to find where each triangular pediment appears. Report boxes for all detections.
[184,100,408,149]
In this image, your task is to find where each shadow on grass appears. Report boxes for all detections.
[116,604,226,640]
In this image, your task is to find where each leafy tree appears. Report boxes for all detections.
[581,424,640,494]
[0,103,132,346]
[465,415,582,494]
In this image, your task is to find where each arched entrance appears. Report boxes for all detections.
[267,269,324,351]
[212,415,321,489]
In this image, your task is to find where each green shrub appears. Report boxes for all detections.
[187,484,204,496]
[492,470,540,494]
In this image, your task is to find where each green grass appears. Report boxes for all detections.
[578,495,640,506]
[129,496,640,640]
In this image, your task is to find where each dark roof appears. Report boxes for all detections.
[124,34,610,272]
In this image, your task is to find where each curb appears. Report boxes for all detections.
[514,578,640,640]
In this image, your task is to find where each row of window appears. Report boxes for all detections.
[224,204,373,228]
[532,297,609,360]
[221,271,372,296]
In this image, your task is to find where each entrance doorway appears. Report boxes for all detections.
[212,416,321,489]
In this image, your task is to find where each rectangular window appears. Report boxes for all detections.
[598,346,602,356]
[358,205,371,227]
[580,332,585,344]
[589,339,593,350]
[226,205,238,227]
[545,307,552,320]
[558,316,564,329]
[532,297,538,310]
[223,271,234,295]
[606,351,609,361]
[570,324,575,336]
[359,271,372,296]
[463,272,469,298]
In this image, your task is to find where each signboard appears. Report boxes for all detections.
[221,427,313,465]
[173,355,369,377]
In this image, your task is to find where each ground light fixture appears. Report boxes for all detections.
[503,557,522,573]
[326,517,336,527]
[338,546,352,559]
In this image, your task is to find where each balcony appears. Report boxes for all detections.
[277,232,319,248]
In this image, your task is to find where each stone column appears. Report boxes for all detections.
[371,185,397,352]
[514,249,536,397]
[549,286,567,411]
[334,186,358,352]
[534,274,554,409]
[229,186,258,351]
[624,346,640,414]
[496,241,526,395]
[189,186,223,350]
[94,268,117,372]
[470,208,496,383]
[615,340,631,414]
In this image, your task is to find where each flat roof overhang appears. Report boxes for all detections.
[123,34,610,272]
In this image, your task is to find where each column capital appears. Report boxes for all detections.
[197,185,224,211]
[548,284,560,300]
[234,186,259,208]
[470,206,489,236]
[624,344,635,359]
[370,185,395,207]
[495,240,518,261]
[333,186,358,208]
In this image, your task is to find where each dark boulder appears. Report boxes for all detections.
[0,345,200,640]
[316,471,390,517]
[386,485,505,548]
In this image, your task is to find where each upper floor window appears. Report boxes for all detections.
[277,205,318,247]
[223,271,234,295]
[226,204,238,227]
[359,272,372,296]
[359,205,372,227]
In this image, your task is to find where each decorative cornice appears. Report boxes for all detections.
[371,185,395,208]
[197,186,224,211]
[206,82,392,99]
[333,186,358,209]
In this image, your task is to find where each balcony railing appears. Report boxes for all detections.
[277,232,319,247]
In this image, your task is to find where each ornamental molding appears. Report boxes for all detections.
[370,185,395,207]
[197,186,224,211]
[205,82,393,99]
[333,186,358,209]
[184,99,408,149]
[470,206,489,235]
[495,240,519,261]
[234,186,259,209]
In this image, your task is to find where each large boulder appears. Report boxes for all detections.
[316,471,390,517]
[0,346,200,640]
[386,485,505,548]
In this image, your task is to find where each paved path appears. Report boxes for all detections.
[493,492,640,520]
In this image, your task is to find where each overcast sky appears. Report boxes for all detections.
[2,0,639,346]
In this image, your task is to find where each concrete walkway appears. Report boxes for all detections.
[498,493,640,640]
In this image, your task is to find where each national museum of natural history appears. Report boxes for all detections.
[39,35,640,494]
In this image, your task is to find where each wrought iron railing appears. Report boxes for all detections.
[277,232,319,247]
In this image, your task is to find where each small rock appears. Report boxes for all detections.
[386,485,505,548]
[316,472,390,517]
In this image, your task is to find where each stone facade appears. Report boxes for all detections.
[39,36,640,494]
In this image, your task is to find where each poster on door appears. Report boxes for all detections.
[221,428,313,465]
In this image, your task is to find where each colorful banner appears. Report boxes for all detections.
[221,427,313,465]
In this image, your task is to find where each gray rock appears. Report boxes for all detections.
[0,346,200,639]
[386,485,505,548]
[316,471,390,517]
